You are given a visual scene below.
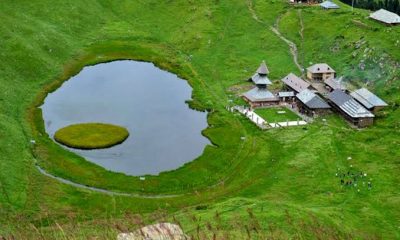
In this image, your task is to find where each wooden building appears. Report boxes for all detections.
[350,88,388,113]
[242,61,279,108]
[306,63,336,81]
[327,89,374,128]
[296,89,331,117]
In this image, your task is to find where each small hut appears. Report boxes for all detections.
[320,1,340,9]
[370,9,400,25]
[242,61,279,108]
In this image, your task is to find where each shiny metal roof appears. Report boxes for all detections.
[328,90,374,118]
[243,87,278,102]
[350,88,388,109]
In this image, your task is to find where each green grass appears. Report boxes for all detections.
[0,0,399,239]
[255,107,301,122]
[54,123,129,150]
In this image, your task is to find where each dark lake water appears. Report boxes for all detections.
[41,60,210,176]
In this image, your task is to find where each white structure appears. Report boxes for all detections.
[370,9,400,25]
[320,1,340,9]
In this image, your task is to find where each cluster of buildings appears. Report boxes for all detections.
[241,61,388,128]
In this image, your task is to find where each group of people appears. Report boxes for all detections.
[336,169,372,190]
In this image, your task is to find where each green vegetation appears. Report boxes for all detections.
[54,123,129,149]
[255,107,300,122]
[0,0,399,239]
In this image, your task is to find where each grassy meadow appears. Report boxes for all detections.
[255,107,300,122]
[0,0,399,239]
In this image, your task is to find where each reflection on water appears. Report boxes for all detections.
[41,60,210,176]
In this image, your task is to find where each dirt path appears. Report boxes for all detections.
[270,15,303,72]
[246,1,303,72]
[35,161,182,198]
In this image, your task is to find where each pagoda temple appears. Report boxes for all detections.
[242,61,279,108]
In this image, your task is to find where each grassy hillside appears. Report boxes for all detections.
[0,0,399,239]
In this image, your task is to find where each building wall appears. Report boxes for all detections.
[306,71,313,80]
[329,102,374,128]
[323,73,335,80]
[307,71,335,81]
[356,117,374,128]
[242,96,279,108]
[372,106,385,113]
[297,102,330,117]
[250,100,280,108]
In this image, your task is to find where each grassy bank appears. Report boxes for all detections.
[0,0,399,238]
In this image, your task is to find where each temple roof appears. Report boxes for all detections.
[251,73,272,85]
[257,61,269,75]
[243,87,278,102]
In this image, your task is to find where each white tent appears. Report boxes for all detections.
[370,9,400,25]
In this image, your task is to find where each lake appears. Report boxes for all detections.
[41,60,210,176]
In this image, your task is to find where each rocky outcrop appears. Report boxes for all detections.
[117,223,189,240]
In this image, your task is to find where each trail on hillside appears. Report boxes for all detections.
[271,15,303,72]
[246,1,303,72]
[35,162,182,198]
[298,9,305,76]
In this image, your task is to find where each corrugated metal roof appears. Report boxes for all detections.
[297,89,330,109]
[350,88,388,109]
[243,87,278,102]
[251,73,272,85]
[370,9,400,24]
[320,1,340,9]
[278,91,295,97]
[282,73,310,93]
[307,63,335,74]
[328,90,374,118]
